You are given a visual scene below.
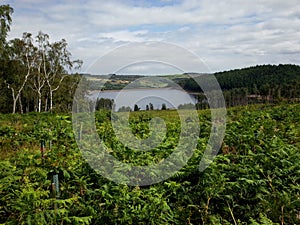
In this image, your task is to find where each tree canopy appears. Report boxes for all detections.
[0,4,82,113]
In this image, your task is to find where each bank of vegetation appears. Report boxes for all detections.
[0,103,300,224]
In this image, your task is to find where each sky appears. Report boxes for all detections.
[4,0,300,74]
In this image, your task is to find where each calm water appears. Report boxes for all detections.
[90,88,197,110]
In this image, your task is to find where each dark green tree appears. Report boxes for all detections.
[0,4,13,112]
[134,104,140,111]
[0,4,13,55]
[95,98,114,111]
[149,102,154,110]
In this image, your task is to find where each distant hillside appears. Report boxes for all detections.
[215,64,300,91]
[175,64,300,91]
[85,74,177,90]
[175,64,300,107]
[85,64,300,107]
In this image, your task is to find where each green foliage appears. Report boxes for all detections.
[0,103,299,224]
[0,5,82,114]
[176,64,300,107]
[134,104,140,111]
[95,98,114,111]
[0,4,13,52]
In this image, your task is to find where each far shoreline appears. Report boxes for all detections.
[89,87,202,95]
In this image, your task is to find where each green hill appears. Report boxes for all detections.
[174,64,300,106]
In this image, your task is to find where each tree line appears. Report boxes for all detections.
[95,98,168,112]
[0,4,82,113]
[176,64,300,107]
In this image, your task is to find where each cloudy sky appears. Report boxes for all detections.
[4,0,300,74]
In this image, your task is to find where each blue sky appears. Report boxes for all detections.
[4,0,300,74]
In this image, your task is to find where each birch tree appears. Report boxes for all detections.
[36,32,82,111]
[48,40,82,111]
[5,33,36,113]
[32,31,48,112]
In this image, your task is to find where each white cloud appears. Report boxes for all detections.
[97,30,149,42]
[5,0,300,72]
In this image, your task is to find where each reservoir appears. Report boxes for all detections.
[90,88,197,111]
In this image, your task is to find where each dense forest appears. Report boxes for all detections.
[176,64,300,107]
